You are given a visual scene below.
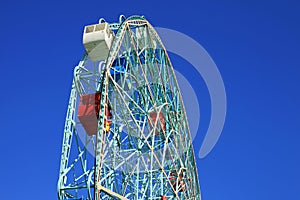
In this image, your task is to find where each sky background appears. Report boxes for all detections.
[0,0,299,199]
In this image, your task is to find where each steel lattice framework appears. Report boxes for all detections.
[58,15,201,200]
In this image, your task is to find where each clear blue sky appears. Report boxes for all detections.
[0,0,299,199]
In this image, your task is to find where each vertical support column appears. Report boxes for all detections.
[95,71,108,200]
[57,79,77,198]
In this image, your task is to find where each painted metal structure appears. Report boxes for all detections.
[57,15,201,200]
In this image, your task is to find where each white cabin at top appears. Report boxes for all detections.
[83,22,114,62]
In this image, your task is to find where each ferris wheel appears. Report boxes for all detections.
[57,15,201,200]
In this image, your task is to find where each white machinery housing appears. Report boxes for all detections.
[83,22,114,62]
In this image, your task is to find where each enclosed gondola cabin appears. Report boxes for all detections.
[148,110,166,135]
[83,22,114,61]
[78,93,112,135]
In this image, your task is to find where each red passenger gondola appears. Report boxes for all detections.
[148,110,166,135]
[169,170,186,192]
[78,93,112,135]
